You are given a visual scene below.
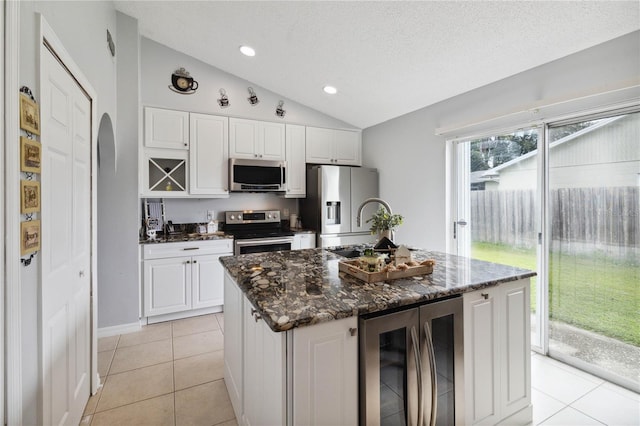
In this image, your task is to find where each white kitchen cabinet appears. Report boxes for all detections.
[306,126,361,166]
[292,316,358,426]
[285,124,306,197]
[243,298,286,426]
[292,233,316,250]
[142,240,233,320]
[144,107,189,149]
[189,113,229,197]
[141,148,188,197]
[229,118,285,161]
[143,257,191,316]
[464,279,532,425]
[224,274,358,426]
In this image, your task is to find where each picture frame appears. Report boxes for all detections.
[20,180,41,214]
[20,137,42,173]
[21,220,41,255]
[19,94,41,135]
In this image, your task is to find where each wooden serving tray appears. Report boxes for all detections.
[339,259,434,283]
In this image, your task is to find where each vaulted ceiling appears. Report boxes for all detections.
[114,1,640,128]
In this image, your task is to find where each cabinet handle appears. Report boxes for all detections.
[192,260,197,264]
[251,308,262,322]
[183,247,199,251]
[186,260,191,264]
[481,293,489,300]
[79,270,85,277]
[348,327,357,337]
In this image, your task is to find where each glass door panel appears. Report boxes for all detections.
[380,328,408,425]
[547,112,639,390]
[455,128,542,350]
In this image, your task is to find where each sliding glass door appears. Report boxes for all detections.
[455,127,543,351]
[547,112,639,391]
[454,109,639,391]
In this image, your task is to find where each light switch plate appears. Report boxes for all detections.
[207,210,215,220]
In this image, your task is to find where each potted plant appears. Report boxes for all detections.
[366,207,403,240]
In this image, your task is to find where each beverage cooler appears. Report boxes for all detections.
[359,296,464,425]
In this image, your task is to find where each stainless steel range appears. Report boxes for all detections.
[224,210,294,255]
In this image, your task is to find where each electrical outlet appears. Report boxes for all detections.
[283,208,290,217]
[207,210,215,220]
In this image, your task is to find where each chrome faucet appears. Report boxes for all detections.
[356,197,393,227]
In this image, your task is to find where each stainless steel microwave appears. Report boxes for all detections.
[229,158,286,192]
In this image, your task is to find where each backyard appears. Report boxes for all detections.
[471,242,640,346]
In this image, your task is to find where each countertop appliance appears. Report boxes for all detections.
[224,210,294,255]
[229,158,286,193]
[300,165,379,248]
[360,295,464,425]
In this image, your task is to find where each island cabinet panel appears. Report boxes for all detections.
[292,317,358,426]
[223,272,244,421]
[243,298,286,426]
[463,278,532,425]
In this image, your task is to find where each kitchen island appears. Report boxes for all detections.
[221,247,535,425]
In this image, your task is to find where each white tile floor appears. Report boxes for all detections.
[530,352,640,425]
[87,314,639,425]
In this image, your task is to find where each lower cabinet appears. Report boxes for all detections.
[292,232,316,250]
[224,272,358,426]
[464,279,532,425]
[142,240,233,319]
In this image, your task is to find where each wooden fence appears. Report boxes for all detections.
[470,187,639,256]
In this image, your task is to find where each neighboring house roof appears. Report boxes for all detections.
[479,116,624,178]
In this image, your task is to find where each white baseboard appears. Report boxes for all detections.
[145,305,223,324]
[97,322,142,338]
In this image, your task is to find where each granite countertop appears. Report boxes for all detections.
[139,233,233,244]
[220,247,536,332]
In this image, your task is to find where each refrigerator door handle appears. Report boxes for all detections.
[423,322,438,426]
[411,326,424,426]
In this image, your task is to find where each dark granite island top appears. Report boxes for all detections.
[220,248,536,333]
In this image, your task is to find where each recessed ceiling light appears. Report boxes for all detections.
[239,45,256,57]
[323,85,337,95]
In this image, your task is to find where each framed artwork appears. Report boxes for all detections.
[20,180,41,214]
[20,137,42,173]
[21,220,41,255]
[19,94,41,135]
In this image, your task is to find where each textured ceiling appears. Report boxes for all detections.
[114,1,640,129]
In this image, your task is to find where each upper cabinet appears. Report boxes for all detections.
[140,107,229,198]
[189,113,229,196]
[229,118,285,161]
[144,107,189,149]
[285,124,306,198]
[306,127,361,166]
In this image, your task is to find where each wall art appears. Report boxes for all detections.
[20,180,41,214]
[19,94,41,135]
[20,136,42,173]
[20,220,41,256]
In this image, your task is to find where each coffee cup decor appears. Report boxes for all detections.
[169,67,198,94]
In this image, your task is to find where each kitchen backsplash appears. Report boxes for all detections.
[162,194,298,223]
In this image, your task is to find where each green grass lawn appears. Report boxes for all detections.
[471,242,640,346]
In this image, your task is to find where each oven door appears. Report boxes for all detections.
[234,237,293,255]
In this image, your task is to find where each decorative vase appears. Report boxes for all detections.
[377,230,392,241]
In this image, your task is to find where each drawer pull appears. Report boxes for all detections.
[183,247,199,251]
[481,293,489,300]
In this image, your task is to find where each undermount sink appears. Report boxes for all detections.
[328,248,363,259]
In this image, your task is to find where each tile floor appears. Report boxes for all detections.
[84,313,236,426]
[86,314,639,426]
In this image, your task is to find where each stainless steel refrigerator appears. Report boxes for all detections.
[301,165,379,248]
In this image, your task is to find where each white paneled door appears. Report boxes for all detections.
[41,45,92,426]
